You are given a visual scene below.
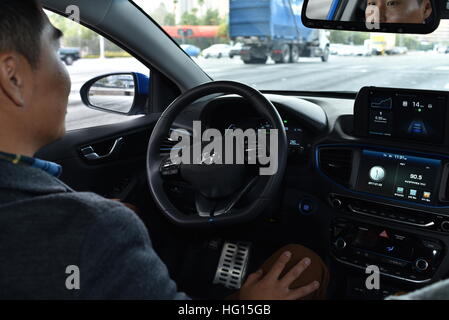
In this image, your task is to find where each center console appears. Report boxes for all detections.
[316,87,449,294]
[318,144,449,287]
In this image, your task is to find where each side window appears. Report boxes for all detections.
[45,11,150,131]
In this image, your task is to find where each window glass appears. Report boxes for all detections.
[46,11,149,131]
[133,0,449,94]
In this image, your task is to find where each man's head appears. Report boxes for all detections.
[366,0,433,24]
[0,0,71,156]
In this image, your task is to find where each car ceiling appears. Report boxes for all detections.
[42,0,212,91]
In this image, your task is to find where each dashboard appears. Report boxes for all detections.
[169,86,449,298]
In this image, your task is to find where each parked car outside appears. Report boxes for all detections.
[180,44,201,58]
[201,44,231,59]
[58,47,81,66]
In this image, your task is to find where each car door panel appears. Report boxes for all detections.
[36,114,160,196]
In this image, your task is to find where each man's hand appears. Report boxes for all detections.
[238,251,320,300]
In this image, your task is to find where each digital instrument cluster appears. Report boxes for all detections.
[258,118,304,150]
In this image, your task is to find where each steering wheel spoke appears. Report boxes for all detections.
[213,176,259,216]
[194,175,259,219]
[195,193,216,218]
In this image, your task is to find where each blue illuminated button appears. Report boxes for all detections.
[299,199,315,215]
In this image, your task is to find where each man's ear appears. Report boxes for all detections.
[422,0,433,21]
[0,53,26,107]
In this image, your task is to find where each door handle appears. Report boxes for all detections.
[81,137,124,161]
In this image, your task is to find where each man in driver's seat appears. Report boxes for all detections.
[0,0,328,299]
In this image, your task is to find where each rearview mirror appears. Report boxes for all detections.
[302,0,441,34]
[80,72,150,115]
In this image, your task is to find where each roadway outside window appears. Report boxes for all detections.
[45,10,149,131]
[132,0,449,93]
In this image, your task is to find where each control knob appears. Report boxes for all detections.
[331,198,342,208]
[334,238,347,250]
[415,258,429,272]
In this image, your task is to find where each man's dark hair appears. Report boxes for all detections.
[0,0,46,68]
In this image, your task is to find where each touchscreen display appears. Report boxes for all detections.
[368,91,447,143]
[356,150,442,204]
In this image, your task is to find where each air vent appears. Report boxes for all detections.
[318,148,354,186]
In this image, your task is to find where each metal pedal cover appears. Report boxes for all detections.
[213,241,251,290]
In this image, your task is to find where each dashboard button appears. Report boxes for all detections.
[331,198,342,208]
[299,199,315,215]
[380,257,408,267]
[335,238,347,250]
[415,258,429,272]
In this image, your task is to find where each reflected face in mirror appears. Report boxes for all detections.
[366,0,432,24]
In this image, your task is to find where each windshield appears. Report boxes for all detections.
[133,0,449,93]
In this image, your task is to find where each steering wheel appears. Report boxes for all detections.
[146,81,287,228]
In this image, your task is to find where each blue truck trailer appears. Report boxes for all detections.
[229,0,330,64]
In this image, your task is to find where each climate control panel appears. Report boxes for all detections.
[331,218,444,283]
